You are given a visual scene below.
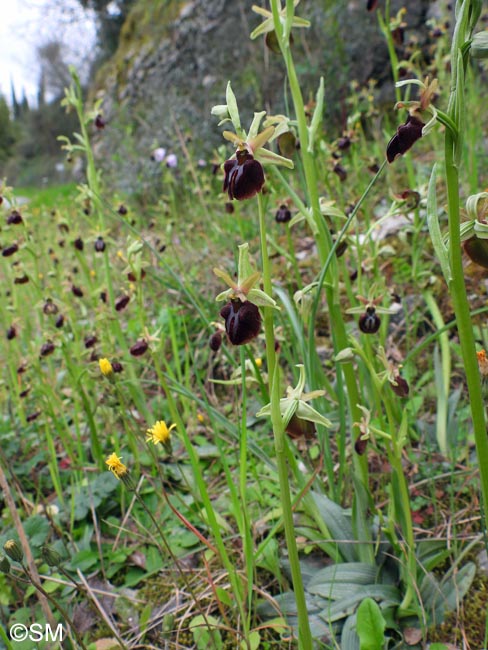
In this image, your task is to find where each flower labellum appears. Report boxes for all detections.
[387,114,425,163]
[464,236,488,269]
[275,204,292,223]
[130,339,148,356]
[358,306,381,334]
[390,374,410,397]
[220,299,261,346]
[223,150,265,201]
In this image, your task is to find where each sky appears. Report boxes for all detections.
[0,0,97,105]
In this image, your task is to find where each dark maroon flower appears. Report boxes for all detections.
[55,314,65,328]
[43,299,58,315]
[2,243,19,257]
[71,285,83,298]
[14,275,29,285]
[220,299,261,346]
[333,163,347,182]
[390,374,409,397]
[334,240,348,258]
[95,114,105,129]
[118,204,128,215]
[19,388,30,398]
[84,335,98,349]
[386,114,425,163]
[6,326,16,340]
[464,236,488,269]
[337,136,351,151]
[277,131,297,157]
[130,339,148,356]
[225,202,235,214]
[26,411,41,423]
[265,29,294,54]
[355,437,368,455]
[391,26,405,46]
[223,150,265,201]
[209,332,222,351]
[94,237,106,252]
[127,269,146,282]
[112,361,124,373]
[7,210,23,225]
[285,414,315,440]
[115,294,130,311]
[367,0,378,10]
[40,341,55,357]
[358,307,381,334]
[73,237,84,251]
[275,204,292,223]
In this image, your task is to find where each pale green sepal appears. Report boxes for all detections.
[421,106,438,137]
[282,399,299,429]
[290,16,311,29]
[473,219,488,239]
[237,243,254,285]
[226,82,242,135]
[249,18,274,40]
[459,220,475,242]
[295,402,331,428]
[215,288,233,302]
[254,148,294,169]
[248,112,268,142]
[247,288,279,309]
[466,191,488,221]
[335,348,355,363]
[288,213,305,228]
[307,77,325,153]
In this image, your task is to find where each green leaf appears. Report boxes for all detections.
[311,492,356,562]
[356,598,386,650]
[240,630,260,650]
[190,614,223,650]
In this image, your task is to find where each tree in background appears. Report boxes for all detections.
[0,94,16,166]
[77,0,136,58]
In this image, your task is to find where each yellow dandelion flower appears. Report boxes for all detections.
[99,358,113,376]
[105,453,128,479]
[90,269,96,277]
[197,413,205,423]
[146,420,176,445]
[254,357,263,369]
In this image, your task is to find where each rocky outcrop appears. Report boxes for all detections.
[92,0,438,193]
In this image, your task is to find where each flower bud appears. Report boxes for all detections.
[4,540,23,563]
[41,545,62,567]
[0,556,10,574]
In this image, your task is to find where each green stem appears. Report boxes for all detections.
[257,193,312,649]
[445,129,488,525]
